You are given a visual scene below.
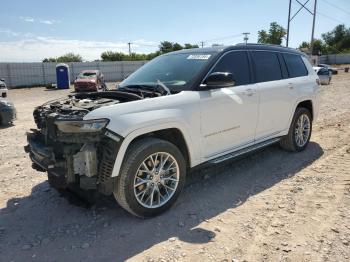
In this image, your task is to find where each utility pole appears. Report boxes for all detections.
[286,0,317,53]
[242,32,250,44]
[128,42,131,55]
[310,0,317,55]
[200,41,204,48]
[286,0,292,47]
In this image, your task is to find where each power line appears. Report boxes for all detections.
[132,42,159,47]
[286,0,318,50]
[199,33,243,46]
[291,0,348,24]
[317,11,347,24]
[321,0,350,16]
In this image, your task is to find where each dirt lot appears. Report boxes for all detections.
[0,73,349,262]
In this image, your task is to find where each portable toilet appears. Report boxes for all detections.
[56,63,70,89]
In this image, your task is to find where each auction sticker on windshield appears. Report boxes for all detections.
[187,54,211,60]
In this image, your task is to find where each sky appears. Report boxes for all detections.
[0,0,349,62]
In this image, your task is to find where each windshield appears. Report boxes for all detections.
[120,52,214,91]
[78,72,97,79]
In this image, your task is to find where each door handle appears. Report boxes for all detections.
[245,88,255,96]
[287,83,294,90]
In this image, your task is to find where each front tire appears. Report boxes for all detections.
[280,107,312,152]
[114,137,186,218]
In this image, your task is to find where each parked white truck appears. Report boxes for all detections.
[25,44,319,217]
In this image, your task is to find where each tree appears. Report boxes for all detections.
[321,24,350,53]
[184,43,199,49]
[172,43,183,51]
[158,41,199,53]
[101,51,125,61]
[298,39,327,55]
[42,53,83,63]
[42,58,57,62]
[159,41,175,53]
[100,41,200,62]
[258,22,286,45]
[57,53,82,63]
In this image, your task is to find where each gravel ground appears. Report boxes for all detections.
[0,74,349,262]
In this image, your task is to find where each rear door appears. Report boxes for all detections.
[252,51,296,141]
[199,51,259,159]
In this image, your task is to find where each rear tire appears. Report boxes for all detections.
[114,137,186,218]
[280,107,312,152]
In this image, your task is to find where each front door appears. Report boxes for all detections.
[199,51,259,159]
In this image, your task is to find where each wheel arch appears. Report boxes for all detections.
[296,100,313,120]
[284,99,314,136]
[110,123,197,177]
[131,128,190,167]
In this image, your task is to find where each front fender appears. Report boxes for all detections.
[110,121,199,177]
[83,91,202,177]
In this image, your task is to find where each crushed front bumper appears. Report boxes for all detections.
[25,129,121,195]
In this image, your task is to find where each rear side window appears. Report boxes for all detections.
[211,51,250,86]
[251,51,282,83]
[283,53,308,78]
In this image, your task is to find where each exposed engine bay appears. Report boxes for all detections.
[25,89,165,196]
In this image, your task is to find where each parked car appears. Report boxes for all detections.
[318,63,338,75]
[0,98,16,125]
[313,66,332,85]
[25,44,319,217]
[73,70,107,92]
[0,78,8,98]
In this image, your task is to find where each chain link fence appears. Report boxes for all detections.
[0,61,147,88]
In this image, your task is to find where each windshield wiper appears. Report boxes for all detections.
[156,79,170,95]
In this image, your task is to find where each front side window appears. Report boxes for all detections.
[283,53,308,78]
[120,52,215,91]
[252,51,282,83]
[211,51,250,86]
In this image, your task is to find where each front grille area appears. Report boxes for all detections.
[76,83,95,89]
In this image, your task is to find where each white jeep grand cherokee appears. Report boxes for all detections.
[25,44,319,217]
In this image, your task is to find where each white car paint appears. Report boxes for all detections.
[199,84,258,159]
[85,61,319,177]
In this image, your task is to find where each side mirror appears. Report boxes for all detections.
[202,72,235,89]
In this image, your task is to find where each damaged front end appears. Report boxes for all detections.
[24,91,140,195]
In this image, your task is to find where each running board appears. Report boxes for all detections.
[208,137,281,164]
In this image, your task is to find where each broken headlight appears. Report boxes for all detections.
[55,118,109,133]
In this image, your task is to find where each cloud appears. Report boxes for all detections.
[19,16,35,23]
[39,19,61,25]
[0,28,35,38]
[19,16,61,25]
[0,29,20,37]
[0,36,157,62]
